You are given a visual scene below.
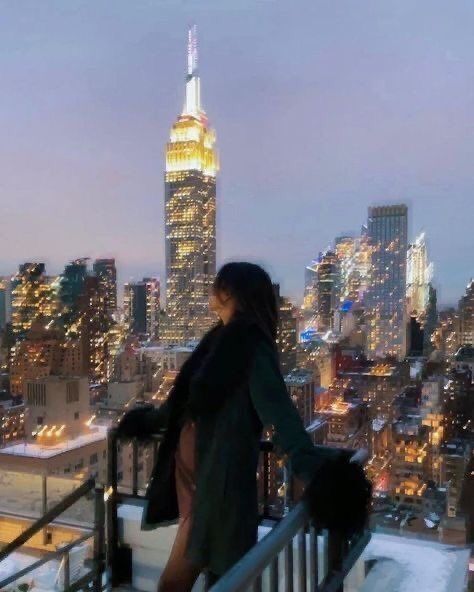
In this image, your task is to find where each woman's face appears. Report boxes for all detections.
[209,288,237,324]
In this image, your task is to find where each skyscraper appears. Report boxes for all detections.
[162,26,218,345]
[0,277,11,331]
[124,278,160,341]
[366,205,408,360]
[58,259,111,381]
[334,236,355,302]
[302,260,318,327]
[273,284,297,373]
[93,259,117,314]
[11,263,56,341]
[315,250,340,332]
[406,233,433,318]
[335,234,372,305]
[459,279,473,346]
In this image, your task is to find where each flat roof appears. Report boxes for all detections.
[361,532,470,592]
[0,425,107,459]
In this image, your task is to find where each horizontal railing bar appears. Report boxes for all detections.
[0,531,95,589]
[0,478,95,563]
[113,429,274,452]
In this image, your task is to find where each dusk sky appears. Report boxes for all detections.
[1,0,473,306]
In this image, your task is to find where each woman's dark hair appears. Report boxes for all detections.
[213,262,278,342]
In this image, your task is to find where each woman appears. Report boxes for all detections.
[116,262,371,591]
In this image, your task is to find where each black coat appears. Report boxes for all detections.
[116,315,371,575]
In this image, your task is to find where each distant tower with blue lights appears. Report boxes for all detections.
[366,205,408,360]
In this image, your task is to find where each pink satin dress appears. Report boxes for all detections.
[157,418,200,591]
[175,418,197,519]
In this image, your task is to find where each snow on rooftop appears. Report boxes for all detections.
[0,425,108,458]
[361,532,470,592]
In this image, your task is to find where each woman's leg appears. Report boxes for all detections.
[157,515,202,592]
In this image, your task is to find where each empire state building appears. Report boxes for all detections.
[162,26,218,345]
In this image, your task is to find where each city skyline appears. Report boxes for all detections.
[1,2,474,306]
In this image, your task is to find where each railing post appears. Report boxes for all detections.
[106,427,120,587]
[132,439,139,495]
[263,450,270,518]
[93,485,106,592]
[327,530,345,592]
[296,528,306,591]
[308,523,318,590]
[268,555,278,591]
[42,474,48,546]
[260,440,273,519]
[62,551,70,591]
[283,540,293,592]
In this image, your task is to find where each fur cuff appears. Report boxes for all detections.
[302,454,372,536]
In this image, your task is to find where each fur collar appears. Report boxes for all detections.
[171,314,275,419]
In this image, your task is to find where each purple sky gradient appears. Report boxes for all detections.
[0,0,473,306]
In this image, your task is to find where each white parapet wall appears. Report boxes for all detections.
[118,502,207,592]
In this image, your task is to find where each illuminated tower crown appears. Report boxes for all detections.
[165,25,218,178]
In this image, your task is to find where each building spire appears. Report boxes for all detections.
[187,24,198,77]
[183,25,202,117]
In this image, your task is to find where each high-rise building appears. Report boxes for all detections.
[406,233,433,318]
[433,308,460,358]
[459,279,473,346]
[59,259,89,327]
[302,260,318,325]
[10,320,82,395]
[162,26,218,345]
[284,369,315,428]
[366,205,408,360]
[391,419,430,508]
[11,263,56,341]
[315,250,340,332]
[335,236,355,302]
[0,277,11,331]
[442,367,474,441]
[423,284,438,355]
[274,284,297,374]
[77,275,110,381]
[333,234,372,306]
[124,278,160,341]
[93,259,117,314]
[58,259,111,382]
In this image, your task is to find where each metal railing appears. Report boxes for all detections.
[107,427,371,592]
[208,503,370,592]
[106,427,285,587]
[208,450,370,592]
[0,477,106,592]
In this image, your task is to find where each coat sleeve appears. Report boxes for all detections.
[249,341,341,485]
[116,400,171,439]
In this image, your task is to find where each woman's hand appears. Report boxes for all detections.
[115,403,156,439]
[302,452,372,536]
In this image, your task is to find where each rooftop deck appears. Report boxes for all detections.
[0,428,471,592]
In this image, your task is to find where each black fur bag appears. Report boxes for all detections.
[302,453,372,536]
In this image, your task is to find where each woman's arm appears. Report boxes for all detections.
[248,340,341,485]
[249,340,373,534]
